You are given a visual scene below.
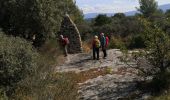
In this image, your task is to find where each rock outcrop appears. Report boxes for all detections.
[56,49,151,100]
[58,14,83,54]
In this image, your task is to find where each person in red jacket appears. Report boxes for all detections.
[105,35,109,58]
[60,35,69,56]
[105,35,109,48]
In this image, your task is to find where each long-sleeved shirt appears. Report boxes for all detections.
[100,36,106,47]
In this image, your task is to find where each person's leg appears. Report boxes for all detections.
[104,49,107,58]
[102,46,105,58]
[93,47,96,60]
[105,48,107,57]
[102,46,106,58]
[64,45,68,56]
[96,48,99,60]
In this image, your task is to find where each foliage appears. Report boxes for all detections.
[128,34,146,49]
[138,0,159,18]
[94,14,112,26]
[140,18,170,73]
[0,0,83,47]
[85,15,142,40]
[123,18,170,76]
[113,13,126,19]
[166,9,170,17]
[108,36,125,49]
[11,72,78,100]
[0,31,39,94]
[0,88,8,100]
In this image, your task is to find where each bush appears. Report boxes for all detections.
[82,40,92,53]
[0,31,39,88]
[11,72,78,100]
[108,36,125,49]
[0,88,8,100]
[128,34,146,49]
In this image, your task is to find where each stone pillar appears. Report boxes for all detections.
[59,14,83,54]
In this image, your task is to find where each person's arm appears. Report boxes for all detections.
[104,37,106,46]
[92,40,95,48]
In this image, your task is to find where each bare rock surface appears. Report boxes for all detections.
[56,49,126,73]
[78,74,147,100]
[56,49,150,100]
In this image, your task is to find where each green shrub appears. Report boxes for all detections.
[108,36,125,49]
[128,34,146,49]
[0,88,8,100]
[0,31,39,88]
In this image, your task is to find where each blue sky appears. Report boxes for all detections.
[76,0,170,14]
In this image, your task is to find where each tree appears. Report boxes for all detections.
[165,9,170,18]
[0,0,83,47]
[133,18,170,75]
[138,0,159,18]
[113,13,126,19]
[94,14,112,26]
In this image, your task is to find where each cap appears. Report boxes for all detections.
[100,33,104,36]
[94,35,98,39]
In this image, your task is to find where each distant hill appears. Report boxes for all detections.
[84,13,114,19]
[84,4,170,19]
[159,4,170,12]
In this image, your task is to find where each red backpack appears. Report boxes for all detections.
[64,37,69,45]
[105,36,109,47]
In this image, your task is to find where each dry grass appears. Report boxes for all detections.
[82,41,91,53]
[75,68,108,83]
[10,66,109,100]
[10,65,139,100]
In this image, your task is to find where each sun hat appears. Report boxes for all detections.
[94,35,98,39]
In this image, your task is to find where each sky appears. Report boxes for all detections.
[76,0,170,14]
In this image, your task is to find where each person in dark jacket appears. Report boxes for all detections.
[92,35,100,60]
[100,33,107,59]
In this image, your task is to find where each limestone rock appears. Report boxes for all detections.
[58,14,82,54]
[56,49,151,100]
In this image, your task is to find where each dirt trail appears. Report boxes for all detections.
[56,49,150,100]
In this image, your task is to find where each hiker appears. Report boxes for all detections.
[92,35,100,60]
[100,33,107,59]
[105,35,109,48]
[105,35,109,57]
[60,35,69,56]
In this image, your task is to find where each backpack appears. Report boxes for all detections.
[105,36,109,47]
[95,39,100,48]
[64,38,69,45]
[61,37,69,45]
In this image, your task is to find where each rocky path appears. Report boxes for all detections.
[56,49,126,73]
[56,49,149,100]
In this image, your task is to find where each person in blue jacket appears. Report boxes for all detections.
[100,33,107,59]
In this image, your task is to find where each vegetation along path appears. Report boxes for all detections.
[56,49,150,100]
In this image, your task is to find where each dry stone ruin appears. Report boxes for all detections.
[59,14,83,54]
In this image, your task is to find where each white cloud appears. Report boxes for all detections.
[80,4,137,13]
[76,0,170,14]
